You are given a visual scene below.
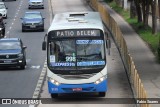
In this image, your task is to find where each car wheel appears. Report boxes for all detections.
[22,58,27,65]
[41,28,44,32]
[0,34,3,38]
[99,92,106,97]
[22,28,25,32]
[5,15,7,19]
[20,65,25,69]
[51,94,58,98]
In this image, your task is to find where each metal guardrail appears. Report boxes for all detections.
[89,0,150,107]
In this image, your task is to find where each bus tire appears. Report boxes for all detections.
[5,15,7,19]
[41,28,44,32]
[99,92,106,97]
[51,94,58,98]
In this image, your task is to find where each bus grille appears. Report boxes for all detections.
[57,74,96,80]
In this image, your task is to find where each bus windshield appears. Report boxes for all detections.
[48,39,106,71]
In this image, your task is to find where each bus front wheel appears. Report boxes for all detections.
[99,92,106,97]
[51,94,58,98]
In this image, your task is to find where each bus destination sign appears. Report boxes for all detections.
[54,29,101,37]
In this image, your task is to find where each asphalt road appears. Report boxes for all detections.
[37,0,136,107]
[0,0,50,106]
[0,0,136,107]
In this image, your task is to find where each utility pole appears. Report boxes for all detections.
[158,0,160,61]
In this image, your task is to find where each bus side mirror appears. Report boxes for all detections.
[106,39,111,55]
[42,41,46,50]
[42,34,47,50]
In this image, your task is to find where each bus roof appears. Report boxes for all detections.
[48,12,104,32]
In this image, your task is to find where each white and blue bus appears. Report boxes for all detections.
[42,12,111,98]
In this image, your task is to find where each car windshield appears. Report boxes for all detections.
[0,41,21,50]
[48,39,105,70]
[24,13,41,19]
[0,4,5,9]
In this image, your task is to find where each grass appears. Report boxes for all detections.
[107,1,160,58]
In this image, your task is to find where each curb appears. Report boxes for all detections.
[29,60,47,107]
[29,0,54,106]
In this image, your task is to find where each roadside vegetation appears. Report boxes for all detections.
[104,0,160,62]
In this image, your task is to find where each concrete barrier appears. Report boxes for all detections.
[89,0,150,107]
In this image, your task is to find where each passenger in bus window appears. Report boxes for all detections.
[57,48,65,61]
[50,42,55,55]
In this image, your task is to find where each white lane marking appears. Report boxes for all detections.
[31,66,41,69]
[5,0,24,38]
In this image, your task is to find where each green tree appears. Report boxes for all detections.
[130,0,137,18]
[134,0,143,22]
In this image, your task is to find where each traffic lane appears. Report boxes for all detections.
[2,0,22,35]
[38,0,134,106]
[38,41,134,107]
[0,0,49,99]
[13,0,49,72]
[51,0,133,98]
[51,0,92,13]
[0,0,47,107]
[39,42,133,99]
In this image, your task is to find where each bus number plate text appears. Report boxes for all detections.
[72,88,82,91]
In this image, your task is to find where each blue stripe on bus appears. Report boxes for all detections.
[76,40,103,44]
[48,79,107,94]
[77,61,105,66]
[50,61,105,67]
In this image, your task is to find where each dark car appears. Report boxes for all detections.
[21,11,45,32]
[0,38,27,69]
[0,13,6,38]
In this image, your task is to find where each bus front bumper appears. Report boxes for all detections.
[48,80,107,94]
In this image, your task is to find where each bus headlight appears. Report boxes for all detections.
[94,76,105,84]
[49,78,60,86]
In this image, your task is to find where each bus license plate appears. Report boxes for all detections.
[72,88,82,91]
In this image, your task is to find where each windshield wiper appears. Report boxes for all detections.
[77,54,101,61]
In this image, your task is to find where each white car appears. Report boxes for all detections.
[28,0,44,9]
[0,2,7,19]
